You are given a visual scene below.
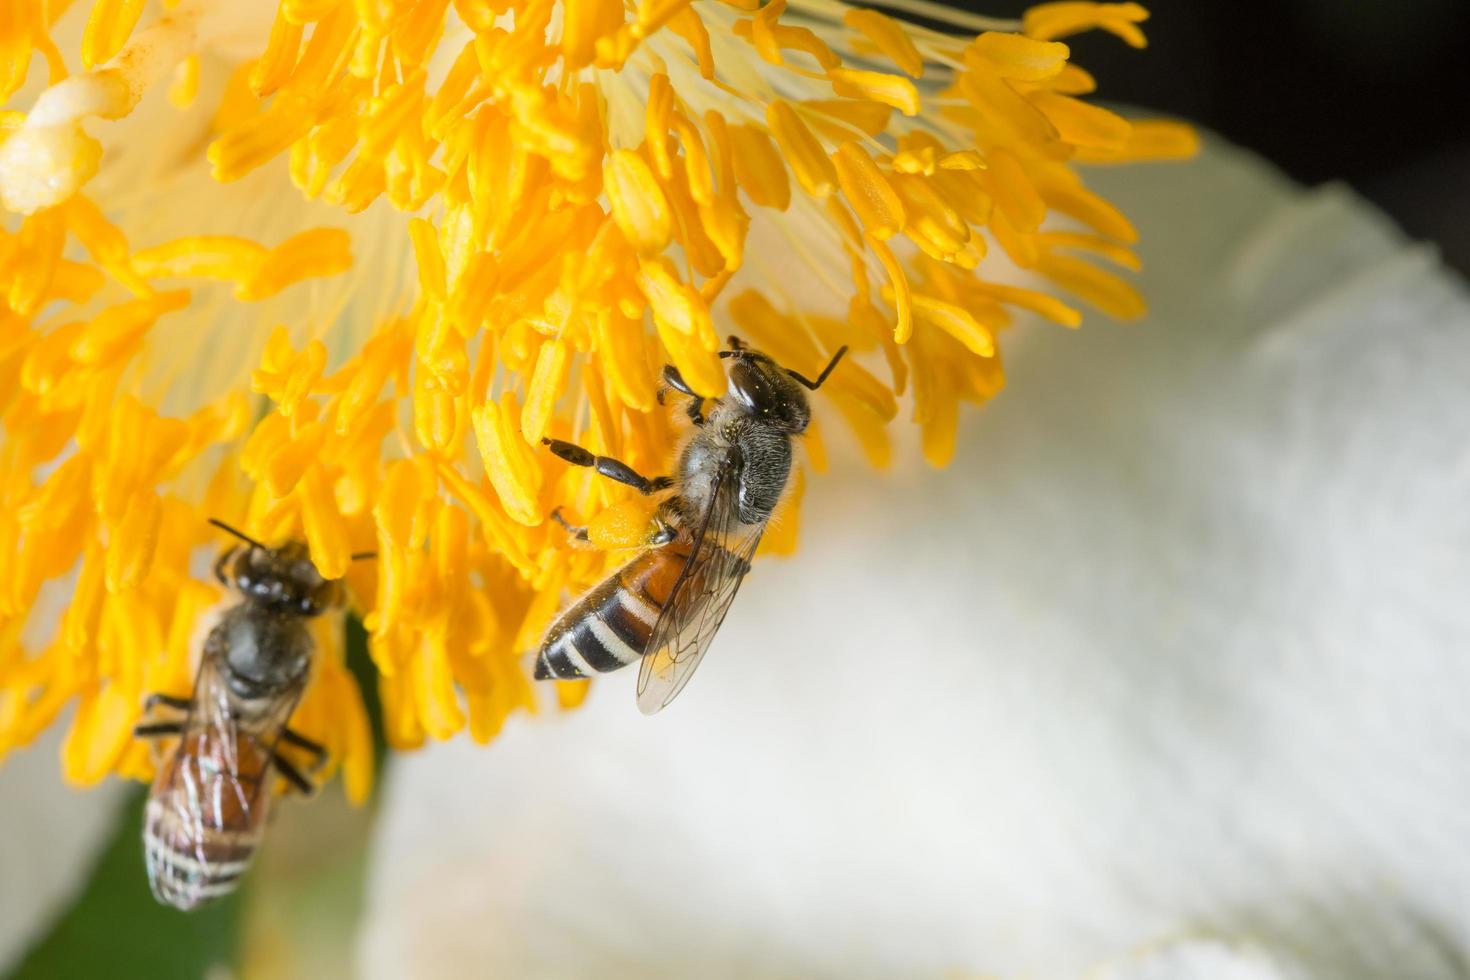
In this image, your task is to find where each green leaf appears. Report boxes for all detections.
[8,786,246,980]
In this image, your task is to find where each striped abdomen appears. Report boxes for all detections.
[143,730,272,911]
[536,543,693,679]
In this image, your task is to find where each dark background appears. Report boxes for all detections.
[957,0,1470,274]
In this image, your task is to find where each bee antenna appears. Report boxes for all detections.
[349,551,379,562]
[208,518,270,552]
[786,345,849,391]
[719,335,750,359]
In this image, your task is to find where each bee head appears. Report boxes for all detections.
[209,521,341,616]
[230,542,340,616]
[720,338,847,433]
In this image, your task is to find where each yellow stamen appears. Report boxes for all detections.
[833,142,906,240]
[844,9,925,78]
[0,0,1193,788]
[1023,2,1150,47]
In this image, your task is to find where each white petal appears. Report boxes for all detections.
[1091,939,1315,980]
[357,137,1470,978]
[0,724,128,972]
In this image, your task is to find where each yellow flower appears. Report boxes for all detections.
[0,0,1195,794]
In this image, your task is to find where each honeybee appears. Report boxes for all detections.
[132,521,367,911]
[536,337,847,713]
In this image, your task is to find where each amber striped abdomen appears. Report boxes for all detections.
[143,730,272,911]
[535,543,693,680]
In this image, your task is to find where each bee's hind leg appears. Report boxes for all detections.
[271,752,317,796]
[542,438,673,494]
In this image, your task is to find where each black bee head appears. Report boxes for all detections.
[724,349,813,433]
[230,540,339,617]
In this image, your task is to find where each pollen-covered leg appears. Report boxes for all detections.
[542,439,672,494]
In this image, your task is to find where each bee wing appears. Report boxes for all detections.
[637,450,765,715]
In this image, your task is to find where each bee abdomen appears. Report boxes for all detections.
[143,798,261,911]
[535,547,688,680]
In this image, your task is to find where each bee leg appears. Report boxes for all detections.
[658,366,705,425]
[550,507,590,542]
[648,500,681,548]
[271,753,316,796]
[134,722,184,738]
[542,439,673,494]
[144,693,193,715]
[660,364,696,398]
[280,728,328,767]
[213,545,238,587]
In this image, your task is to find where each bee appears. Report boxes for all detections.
[132,521,369,911]
[536,337,846,713]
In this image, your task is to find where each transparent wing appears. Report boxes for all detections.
[637,450,765,714]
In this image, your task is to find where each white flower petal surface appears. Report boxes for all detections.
[1093,939,1315,980]
[0,726,127,972]
[356,138,1470,979]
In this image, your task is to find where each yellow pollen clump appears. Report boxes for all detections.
[0,0,1195,792]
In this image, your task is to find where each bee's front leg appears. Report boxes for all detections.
[658,365,706,426]
[542,438,673,494]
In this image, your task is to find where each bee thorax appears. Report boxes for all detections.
[206,604,313,701]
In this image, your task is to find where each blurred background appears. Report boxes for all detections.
[982,0,1470,274]
[5,1,1469,977]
